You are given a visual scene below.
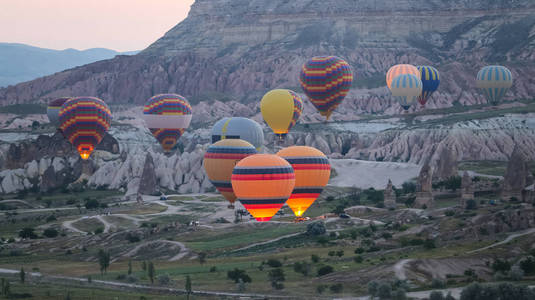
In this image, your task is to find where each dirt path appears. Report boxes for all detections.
[0,199,34,208]
[62,215,112,234]
[61,218,86,234]
[122,240,189,262]
[233,232,304,252]
[394,259,414,280]
[468,228,535,253]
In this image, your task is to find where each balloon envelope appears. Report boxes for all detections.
[476,65,513,105]
[386,64,420,90]
[300,56,353,120]
[59,97,112,160]
[204,139,257,207]
[47,97,71,126]
[260,89,303,139]
[417,66,440,107]
[143,94,192,153]
[277,146,331,217]
[391,74,422,111]
[211,117,264,151]
[231,154,295,222]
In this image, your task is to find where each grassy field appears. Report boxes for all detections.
[71,218,104,233]
[459,160,508,176]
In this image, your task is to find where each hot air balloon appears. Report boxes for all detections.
[143,94,192,153]
[386,64,420,90]
[211,117,264,151]
[204,139,257,208]
[300,56,353,120]
[260,89,303,140]
[417,66,440,107]
[391,74,422,111]
[277,146,330,217]
[59,97,112,160]
[231,154,295,222]
[47,97,71,126]
[476,65,513,105]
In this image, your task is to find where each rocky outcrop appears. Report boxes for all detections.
[1,0,534,116]
[502,146,530,200]
[461,171,474,207]
[415,161,434,209]
[138,153,158,196]
[383,179,396,209]
[432,144,458,181]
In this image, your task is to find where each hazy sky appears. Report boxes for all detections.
[0,0,195,52]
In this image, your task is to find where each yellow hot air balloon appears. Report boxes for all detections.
[203,139,257,208]
[231,154,295,222]
[260,89,303,139]
[277,146,331,217]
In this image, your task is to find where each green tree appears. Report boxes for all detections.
[311,254,320,263]
[185,275,192,300]
[227,268,251,283]
[429,291,444,300]
[18,227,37,239]
[19,267,25,284]
[43,228,59,238]
[377,282,392,299]
[198,252,207,264]
[98,249,110,275]
[268,268,285,290]
[142,261,147,271]
[148,261,155,284]
[128,260,132,275]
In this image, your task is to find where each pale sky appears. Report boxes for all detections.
[0,0,195,52]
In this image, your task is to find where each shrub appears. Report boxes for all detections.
[429,291,445,300]
[424,239,436,249]
[84,198,100,209]
[431,278,446,289]
[317,265,334,276]
[336,250,344,257]
[157,274,171,285]
[354,256,363,263]
[316,285,326,294]
[125,233,140,243]
[445,210,455,216]
[209,266,217,272]
[466,199,477,210]
[311,254,320,263]
[510,265,524,281]
[328,251,336,257]
[354,247,365,254]
[43,228,58,238]
[19,227,37,239]
[306,221,326,236]
[330,283,343,293]
[46,215,57,222]
[94,228,104,234]
[293,261,311,276]
[266,258,282,268]
[227,268,251,283]
[492,259,511,273]
[519,256,535,275]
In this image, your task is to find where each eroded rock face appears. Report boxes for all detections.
[502,146,530,200]
[1,0,534,116]
[139,153,158,196]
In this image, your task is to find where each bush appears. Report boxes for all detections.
[19,227,37,239]
[354,247,365,254]
[510,265,524,281]
[209,266,217,272]
[354,256,363,263]
[328,251,336,257]
[424,239,436,249]
[306,221,326,236]
[125,233,140,243]
[336,250,344,257]
[460,282,535,300]
[227,268,251,283]
[519,256,535,275]
[326,196,335,202]
[266,259,282,268]
[46,215,57,222]
[402,182,417,194]
[66,198,76,205]
[377,282,392,299]
[317,265,334,276]
[268,268,285,290]
[445,210,455,216]
[311,254,320,263]
[157,274,171,285]
[330,283,343,293]
[316,285,326,294]
[429,291,445,300]
[94,227,104,234]
[293,261,311,276]
[85,198,100,209]
[43,228,58,238]
[492,259,511,273]
[431,278,446,289]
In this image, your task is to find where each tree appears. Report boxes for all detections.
[19,267,25,284]
[466,199,477,210]
[31,121,40,129]
[98,249,110,275]
[330,283,343,293]
[317,265,334,276]
[293,261,311,276]
[519,256,535,275]
[402,182,417,194]
[336,250,344,257]
[128,260,132,275]
[393,288,407,300]
[424,239,436,249]
[332,205,346,215]
[268,268,285,290]
[85,198,100,209]
[18,227,37,239]
[492,259,511,273]
[354,256,363,263]
[444,176,462,191]
[368,281,379,297]
[185,275,192,300]
[43,228,59,238]
[266,258,282,268]
[142,261,147,271]
[306,221,326,236]
[227,268,251,283]
[2,280,10,297]
[148,261,155,284]
[510,265,524,281]
[377,282,392,299]
[198,252,207,264]
[311,254,320,263]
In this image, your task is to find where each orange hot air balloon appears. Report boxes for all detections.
[231,154,295,222]
[277,146,331,217]
[203,139,257,208]
[386,64,420,90]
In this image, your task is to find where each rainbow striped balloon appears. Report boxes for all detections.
[417,66,440,107]
[47,97,71,126]
[59,97,112,160]
[386,64,420,90]
[204,139,257,208]
[299,56,353,120]
[232,154,295,222]
[391,74,422,111]
[143,94,192,153]
[476,66,513,105]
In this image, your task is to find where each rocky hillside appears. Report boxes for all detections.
[1,0,534,117]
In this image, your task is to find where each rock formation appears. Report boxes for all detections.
[502,146,530,201]
[415,161,434,209]
[383,179,396,209]
[1,0,534,115]
[138,153,158,196]
[432,144,458,181]
[460,171,474,207]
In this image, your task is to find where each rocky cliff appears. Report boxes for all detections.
[1,0,534,116]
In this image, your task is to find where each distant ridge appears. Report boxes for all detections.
[0,43,138,87]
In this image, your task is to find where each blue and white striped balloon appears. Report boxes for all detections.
[391,74,423,111]
[476,66,513,105]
